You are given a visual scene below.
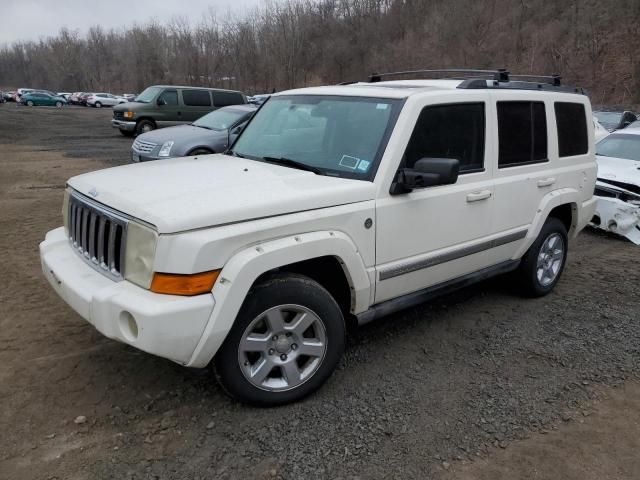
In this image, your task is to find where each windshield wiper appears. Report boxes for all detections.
[262,156,323,175]
[226,150,246,158]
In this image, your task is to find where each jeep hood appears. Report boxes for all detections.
[67,154,376,233]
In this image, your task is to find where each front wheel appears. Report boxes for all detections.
[188,148,213,156]
[517,217,568,297]
[215,273,346,406]
[94,102,102,108]
[135,119,155,135]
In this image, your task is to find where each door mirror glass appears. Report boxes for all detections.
[391,157,460,194]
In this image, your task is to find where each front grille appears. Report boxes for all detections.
[113,111,124,120]
[132,138,157,153]
[67,193,128,281]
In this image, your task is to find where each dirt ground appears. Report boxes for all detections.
[1,104,639,480]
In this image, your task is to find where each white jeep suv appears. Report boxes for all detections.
[40,70,597,406]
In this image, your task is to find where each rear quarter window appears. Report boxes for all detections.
[555,102,588,157]
[182,90,212,107]
[497,101,548,167]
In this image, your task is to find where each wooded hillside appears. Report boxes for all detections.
[1,0,639,105]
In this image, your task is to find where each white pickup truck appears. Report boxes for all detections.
[40,70,597,405]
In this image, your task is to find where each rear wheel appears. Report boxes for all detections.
[135,119,155,135]
[517,217,568,297]
[94,102,102,108]
[215,273,346,406]
[55,101,63,108]
[26,100,34,107]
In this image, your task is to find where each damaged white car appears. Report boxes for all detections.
[593,129,640,244]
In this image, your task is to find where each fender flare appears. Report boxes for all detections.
[513,187,580,259]
[187,230,371,367]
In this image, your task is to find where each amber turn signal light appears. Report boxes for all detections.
[150,270,220,296]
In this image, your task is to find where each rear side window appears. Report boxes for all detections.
[158,90,178,105]
[403,103,485,174]
[182,90,211,107]
[497,101,547,167]
[555,102,588,157]
[213,91,244,107]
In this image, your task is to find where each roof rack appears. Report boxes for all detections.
[366,68,584,94]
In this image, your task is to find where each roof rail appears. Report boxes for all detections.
[368,68,510,83]
[366,68,584,94]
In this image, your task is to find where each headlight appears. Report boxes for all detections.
[158,141,174,157]
[123,111,134,119]
[124,221,158,289]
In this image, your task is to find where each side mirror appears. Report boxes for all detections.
[157,98,167,106]
[391,158,460,194]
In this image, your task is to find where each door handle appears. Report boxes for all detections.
[537,177,556,188]
[466,190,492,202]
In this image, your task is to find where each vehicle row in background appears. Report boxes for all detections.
[112,85,247,136]
[593,110,639,132]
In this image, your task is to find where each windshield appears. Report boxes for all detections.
[232,95,402,179]
[193,108,249,130]
[594,112,622,127]
[596,134,640,161]
[135,86,162,103]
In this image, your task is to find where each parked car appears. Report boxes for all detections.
[87,93,127,108]
[40,70,596,406]
[21,92,67,107]
[57,92,72,100]
[0,92,5,104]
[68,92,85,105]
[78,92,94,106]
[593,110,638,132]
[248,94,271,105]
[592,129,640,244]
[14,88,34,102]
[3,91,15,102]
[131,104,257,162]
[121,93,137,101]
[593,116,609,143]
[111,85,247,136]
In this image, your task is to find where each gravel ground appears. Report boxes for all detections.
[0,104,639,480]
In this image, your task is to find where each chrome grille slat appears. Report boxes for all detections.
[67,193,128,281]
[132,139,157,154]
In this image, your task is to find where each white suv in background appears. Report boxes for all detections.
[87,93,127,108]
[40,70,597,406]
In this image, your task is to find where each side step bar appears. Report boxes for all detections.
[357,260,521,326]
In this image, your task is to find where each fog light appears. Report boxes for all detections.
[119,311,139,342]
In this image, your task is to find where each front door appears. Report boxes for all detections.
[155,89,181,127]
[374,99,496,303]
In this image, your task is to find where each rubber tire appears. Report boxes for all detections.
[94,102,102,108]
[188,148,213,156]
[55,101,63,108]
[135,119,155,136]
[27,101,34,107]
[517,217,568,297]
[214,273,346,406]
[119,129,135,137]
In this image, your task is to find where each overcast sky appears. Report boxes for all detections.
[0,0,263,45]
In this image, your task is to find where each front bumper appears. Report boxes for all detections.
[40,227,215,365]
[111,119,136,131]
[130,149,160,163]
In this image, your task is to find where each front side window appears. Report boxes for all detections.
[403,103,485,173]
[232,95,402,180]
[555,102,588,157]
[158,90,178,106]
[182,90,211,107]
[498,101,547,167]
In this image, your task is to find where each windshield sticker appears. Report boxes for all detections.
[339,155,360,169]
[376,103,389,110]
[357,159,371,172]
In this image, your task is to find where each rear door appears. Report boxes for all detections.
[181,89,214,122]
[487,92,555,264]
